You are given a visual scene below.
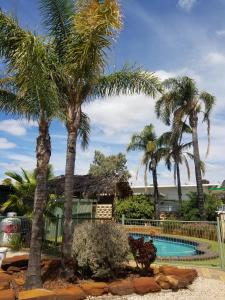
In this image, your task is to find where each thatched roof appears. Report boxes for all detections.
[48,174,132,199]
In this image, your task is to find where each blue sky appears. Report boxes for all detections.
[0,0,225,186]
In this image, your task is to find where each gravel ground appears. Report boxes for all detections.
[89,277,225,300]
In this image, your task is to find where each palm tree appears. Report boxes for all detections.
[0,10,60,288]
[127,124,166,219]
[39,0,163,262]
[155,76,215,219]
[1,166,61,218]
[158,129,194,209]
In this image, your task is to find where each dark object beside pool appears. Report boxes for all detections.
[128,235,157,272]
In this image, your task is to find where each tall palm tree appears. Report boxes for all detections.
[127,124,166,219]
[0,10,59,288]
[155,76,215,219]
[39,0,163,262]
[158,129,194,209]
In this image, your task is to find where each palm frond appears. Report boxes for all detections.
[93,67,162,99]
[78,111,91,150]
[66,0,122,83]
[5,171,24,184]
[183,155,191,180]
[200,91,215,157]
[39,0,74,57]
[200,160,206,176]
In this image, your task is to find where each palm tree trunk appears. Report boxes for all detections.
[191,118,205,220]
[152,166,160,219]
[176,164,182,210]
[62,105,81,263]
[25,114,51,289]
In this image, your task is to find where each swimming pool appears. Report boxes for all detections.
[130,234,197,257]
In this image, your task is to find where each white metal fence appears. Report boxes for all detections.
[121,216,225,270]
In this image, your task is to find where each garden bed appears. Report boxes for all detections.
[0,255,198,299]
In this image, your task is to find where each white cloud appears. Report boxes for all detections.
[205,52,225,64]
[178,0,197,12]
[0,138,16,149]
[216,29,225,37]
[1,154,36,172]
[0,119,37,136]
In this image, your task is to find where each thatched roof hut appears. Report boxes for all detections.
[48,174,132,203]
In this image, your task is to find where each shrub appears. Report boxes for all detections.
[72,221,130,278]
[9,234,22,251]
[128,236,157,273]
[180,192,223,221]
[115,194,154,220]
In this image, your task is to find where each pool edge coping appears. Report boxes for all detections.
[129,232,219,261]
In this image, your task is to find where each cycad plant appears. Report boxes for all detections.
[127,124,167,218]
[39,0,162,262]
[155,76,215,219]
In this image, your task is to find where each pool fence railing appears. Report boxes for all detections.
[0,215,225,270]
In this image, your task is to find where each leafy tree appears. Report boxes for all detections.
[127,124,167,218]
[89,151,130,180]
[180,192,222,221]
[115,194,154,220]
[156,76,215,219]
[38,0,162,263]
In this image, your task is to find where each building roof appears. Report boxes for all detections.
[132,183,219,189]
[48,174,132,199]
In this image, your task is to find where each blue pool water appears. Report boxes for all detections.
[131,234,197,257]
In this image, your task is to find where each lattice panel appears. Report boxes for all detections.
[96,204,112,219]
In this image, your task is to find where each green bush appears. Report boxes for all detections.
[180,192,223,221]
[72,221,129,279]
[115,194,154,220]
[9,234,22,251]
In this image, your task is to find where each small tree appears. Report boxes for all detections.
[180,192,222,221]
[89,151,131,180]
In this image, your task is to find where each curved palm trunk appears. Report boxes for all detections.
[152,166,160,219]
[176,164,182,211]
[191,116,205,220]
[62,105,81,262]
[25,113,51,289]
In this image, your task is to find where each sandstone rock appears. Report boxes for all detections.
[18,288,56,300]
[54,286,86,300]
[108,279,134,296]
[165,275,179,290]
[133,277,161,295]
[152,265,160,275]
[41,259,61,282]
[2,255,28,271]
[80,282,108,296]
[159,266,197,283]
[7,266,21,273]
[0,273,12,290]
[14,278,25,287]
[0,289,16,300]
[155,275,171,290]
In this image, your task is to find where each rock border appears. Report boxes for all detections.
[0,255,198,300]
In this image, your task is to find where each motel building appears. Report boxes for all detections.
[131,183,223,212]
